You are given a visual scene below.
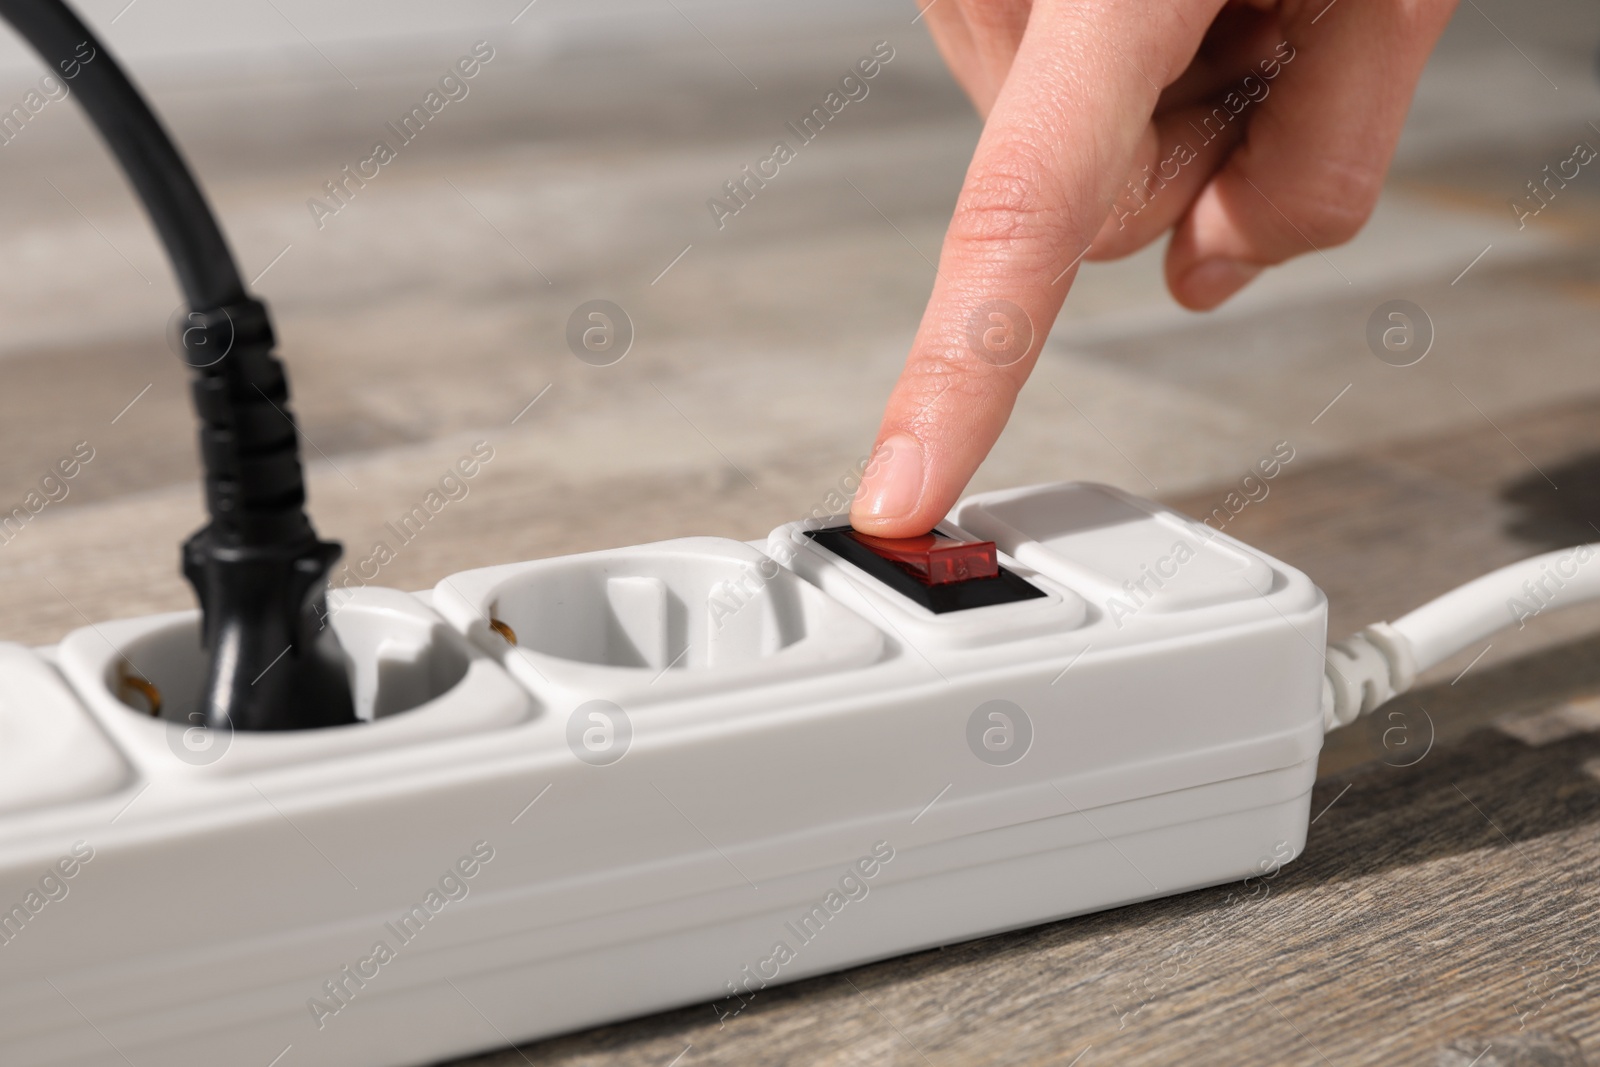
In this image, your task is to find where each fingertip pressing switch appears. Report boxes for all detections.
[805,526,1046,613]
[848,531,999,585]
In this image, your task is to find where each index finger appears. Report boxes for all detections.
[850,0,1223,536]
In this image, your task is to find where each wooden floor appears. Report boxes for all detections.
[1,1,1598,1064]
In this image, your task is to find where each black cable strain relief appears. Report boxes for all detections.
[178,298,275,372]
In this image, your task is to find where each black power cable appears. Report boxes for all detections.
[0,0,356,731]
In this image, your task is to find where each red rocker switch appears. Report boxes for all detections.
[847,531,1000,585]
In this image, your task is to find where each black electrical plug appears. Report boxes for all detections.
[179,302,356,731]
[0,0,357,730]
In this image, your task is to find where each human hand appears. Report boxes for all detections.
[850,0,1456,536]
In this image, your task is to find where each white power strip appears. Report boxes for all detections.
[0,481,1326,1067]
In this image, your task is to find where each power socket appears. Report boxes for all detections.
[0,482,1326,1067]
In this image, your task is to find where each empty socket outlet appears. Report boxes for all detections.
[432,536,885,705]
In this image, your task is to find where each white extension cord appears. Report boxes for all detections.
[1322,543,1600,730]
[3,478,1587,1067]
[1,480,1329,1067]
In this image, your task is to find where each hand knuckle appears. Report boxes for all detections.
[948,144,1059,253]
[905,348,1006,402]
[1280,171,1377,247]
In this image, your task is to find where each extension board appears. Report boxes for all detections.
[0,481,1327,1067]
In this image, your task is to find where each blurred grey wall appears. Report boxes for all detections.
[0,0,899,77]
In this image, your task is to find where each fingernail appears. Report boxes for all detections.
[1180,258,1262,307]
[855,433,925,522]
